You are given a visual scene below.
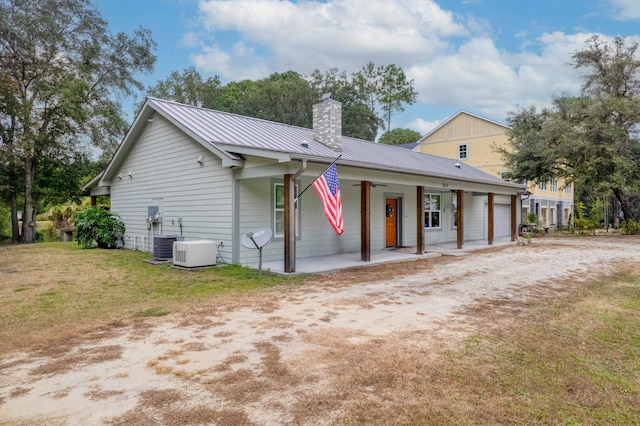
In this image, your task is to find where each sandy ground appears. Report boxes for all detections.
[1,236,639,425]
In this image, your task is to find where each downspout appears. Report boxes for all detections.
[231,167,240,264]
[285,159,307,273]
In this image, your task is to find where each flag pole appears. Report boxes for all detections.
[295,154,342,201]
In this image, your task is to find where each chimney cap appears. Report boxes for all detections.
[321,93,332,101]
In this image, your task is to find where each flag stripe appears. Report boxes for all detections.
[312,163,344,235]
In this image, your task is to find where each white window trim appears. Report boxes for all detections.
[424,193,442,229]
[458,143,468,160]
[273,181,300,239]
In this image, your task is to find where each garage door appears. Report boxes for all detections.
[485,204,511,239]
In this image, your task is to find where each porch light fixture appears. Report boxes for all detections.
[519,189,532,200]
[197,154,204,165]
[128,171,133,178]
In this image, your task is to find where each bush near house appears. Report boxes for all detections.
[74,207,125,249]
[621,219,640,235]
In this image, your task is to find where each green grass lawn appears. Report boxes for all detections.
[0,242,301,352]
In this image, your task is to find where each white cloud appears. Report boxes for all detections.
[406,31,596,121]
[184,0,637,125]
[608,0,640,20]
[190,41,270,80]
[406,118,440,135]
[195,0,467,78]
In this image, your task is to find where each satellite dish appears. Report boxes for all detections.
[241,227,273,276]
[241,227,272,249]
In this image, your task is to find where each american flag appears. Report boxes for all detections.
[312,163,344,235]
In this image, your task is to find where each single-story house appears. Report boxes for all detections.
[84,96,526,272]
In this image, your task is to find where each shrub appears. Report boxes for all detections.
[74,207,125,249]
[621,219,640,235]
[0,203,11,242]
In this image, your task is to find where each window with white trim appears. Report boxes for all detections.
[458,144,468,160]
[274,182,299,238]
[564,182,572,194]
[550,179,558,192]
[538,181,547,190]
[424,193,441,228]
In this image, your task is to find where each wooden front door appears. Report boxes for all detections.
[385,198,398,247]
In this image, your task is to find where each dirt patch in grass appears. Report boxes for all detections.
[2,236,640,424]
[31,344,123,376]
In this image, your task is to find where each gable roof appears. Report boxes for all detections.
[419,110,510,143]
[99,98,522,190]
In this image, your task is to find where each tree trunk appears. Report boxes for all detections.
[21,156,36,243]
[8,115,20,242]
[10,189,20,243]
[613,187,632,222]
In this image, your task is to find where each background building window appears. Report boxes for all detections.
[564,182,572,194]
[458,144,468,160]
[424,193,441,228]
[550,179,558,192]
[538,181,547,190]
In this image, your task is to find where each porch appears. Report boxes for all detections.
[256,237,516,275]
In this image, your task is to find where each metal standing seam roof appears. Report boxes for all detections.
[147,97,522,188]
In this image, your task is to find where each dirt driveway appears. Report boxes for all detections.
[1,236,639,425]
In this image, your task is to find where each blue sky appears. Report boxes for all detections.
[93,0,640,135]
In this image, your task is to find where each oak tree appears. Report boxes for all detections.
[0,0,156,242]
[500,36,640,220]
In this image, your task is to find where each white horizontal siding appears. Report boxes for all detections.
[464,194,485,241]
[110,115,234,258]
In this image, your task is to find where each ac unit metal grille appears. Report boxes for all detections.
[153,235,178,260]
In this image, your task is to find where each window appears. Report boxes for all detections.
[458,144,468,160]
[274,182,299,238]
[550,179,558,192]
[424,193,441,228]
[538,181,547,190]
[564,182,572,194]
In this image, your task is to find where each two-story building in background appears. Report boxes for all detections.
[414,111,574,230]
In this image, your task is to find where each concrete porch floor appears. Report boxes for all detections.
[254,237,516,275]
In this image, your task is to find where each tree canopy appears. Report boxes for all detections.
[146,62,418,142]
[0,0,156,242]
[378,128,422,146]
[500,35,640,220]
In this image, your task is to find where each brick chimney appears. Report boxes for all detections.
[313,94,342,150]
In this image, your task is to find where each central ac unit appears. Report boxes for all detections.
[173,240,217,268]
[153,235,183,260]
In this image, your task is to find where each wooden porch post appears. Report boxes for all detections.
[416,186,425,254]
[511,194,517,242]
[284,173,295,273]
[457,190,464,249]
[361,181,371,261]
[488,192,494,245]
